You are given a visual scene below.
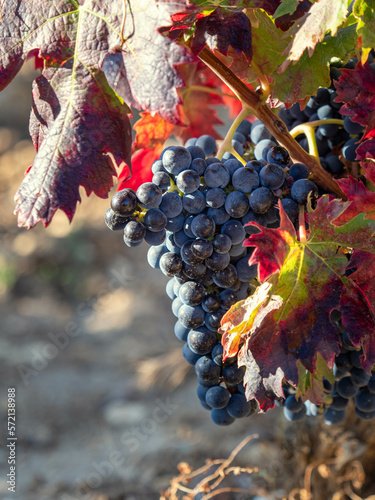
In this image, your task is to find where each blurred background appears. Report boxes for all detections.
[0,60,374,500]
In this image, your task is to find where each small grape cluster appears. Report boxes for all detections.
[277,57,369,178]
[281,314,375,424]
[105,119,325,425]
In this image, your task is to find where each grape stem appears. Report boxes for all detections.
[289,119,344,159]
[195,47,347,200]
[216,107,251,165]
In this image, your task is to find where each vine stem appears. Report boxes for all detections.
[196,47,347,200]
[217,107,251,163]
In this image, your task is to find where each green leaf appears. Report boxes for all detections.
[273,24,357,106]
[251,10,292,77]
[273,0,300,19]
[280,0,350,69]
[353,0,375,63]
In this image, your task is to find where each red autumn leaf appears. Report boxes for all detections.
[334,62,375,141]
[244,201,296,282]
[0,0,192,228]
[133,112,176,151]
[330,176,375,225]
[176,65,224,141]
[347,250,375,313]
[220,198,375,410]
[117,147,160,192]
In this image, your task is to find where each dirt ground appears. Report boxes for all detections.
[0,61,374,500]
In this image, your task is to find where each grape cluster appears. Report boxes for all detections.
[277,57,370,178]
[281,314,375,424]
[105,121,326,426]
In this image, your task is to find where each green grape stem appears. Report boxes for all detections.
[195,47,347,200]
[290,119,344,159]
[217,107,251,164]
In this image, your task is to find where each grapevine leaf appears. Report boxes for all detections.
[353,0,375,63]
[187,0,282,12]
[101,1,194,125]
[330,176,375,225]
[0,0,193,228]
[274,24,357,107]
[176,64,224,141]
[163,7,252,62]
[250,11,291,78]
[359,157,375,185]
[117,147,159,192]
[191,8,252,61]
[221,199,375,410]
[17,64,132,229]
[243,191,297,282]
[133,113,176,151]
[274,0,313,32]
[220,282,274,359]
[296,355,334,404]
[273,0,299,19]
[279,0,349,70]
[334,62,375,140]
[357,139,375,162]
[347,251,375,312]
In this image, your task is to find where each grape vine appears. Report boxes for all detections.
[1,0,375,427]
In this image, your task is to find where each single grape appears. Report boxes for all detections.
[143,208,167,232]
[179,281,205,306]
[290,179,319,205]
[136,182,162,209]
[266,146,290,166]
[191,214,216,239]
[204,163,230,188]
[206,386,231,409]
[205,187,226,208]
[191,238,213,260]
[195,356,221,382]
[196,135,217,156]
[159,191,183,218]
[178,304,205,328]
[212,234,232,254]
[162,146,192,175]
[176,169,201,194]
[224,191,250,218]
[249,187,276,214]
[152,172,171,191]
[232,167,260,193]
[235,257,257,282]
[123,220,146,243]
[259,163,286,190]
[182,191,206,214]
[159,252,183,276]
[226,393,253,418]
[221,220,246,244]
[105,208,131,231]
[188,327,217,355]
[111,188,137,216]
[211,408,235,426]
